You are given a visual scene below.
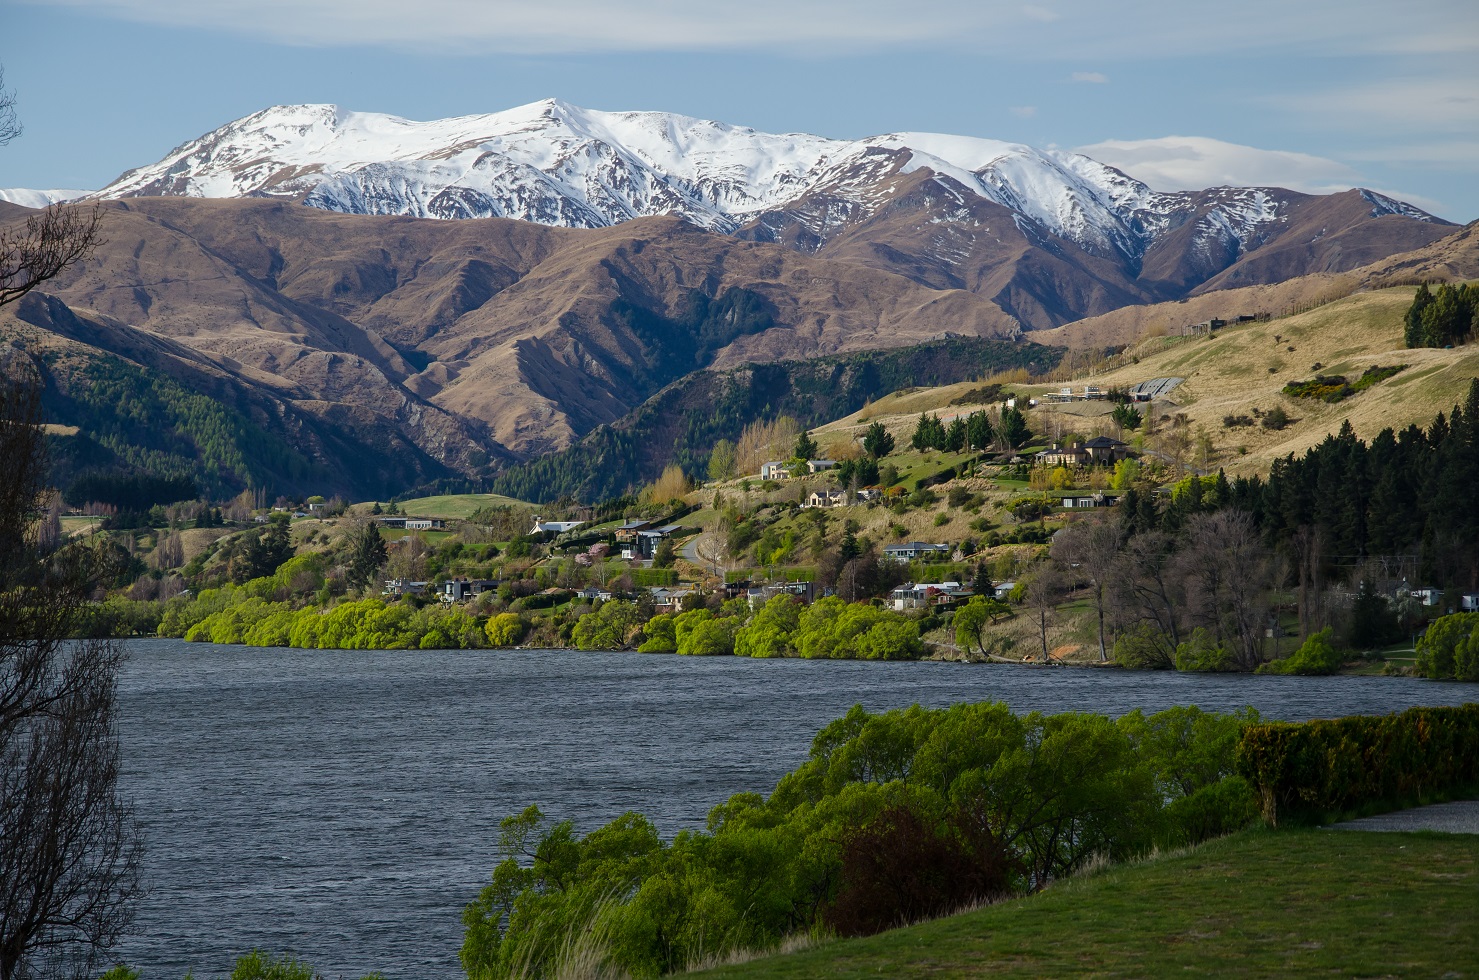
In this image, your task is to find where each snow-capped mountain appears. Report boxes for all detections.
[0,188,91,208]
[95,99,1438,270]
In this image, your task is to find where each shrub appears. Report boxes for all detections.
[1173,627,1236,672]
[823,804,1020,937]
[1261,406,1290,430]
[1258,627,1343,675]
[1237,704,1479,826]
[1415,612,1479,680]
[485,612,526,648]
[1113,621,1173,669]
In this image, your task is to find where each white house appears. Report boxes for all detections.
[760,461,790,481]
[1462,594,1479,612]
[806,459,837,474]
[1411,587,1443,607]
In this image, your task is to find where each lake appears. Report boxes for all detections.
[114,639,1476,977]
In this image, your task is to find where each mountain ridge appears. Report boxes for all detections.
[85,99,1453,329]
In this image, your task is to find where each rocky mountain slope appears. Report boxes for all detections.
[0,197,1019,495]
[91,100,1453,328]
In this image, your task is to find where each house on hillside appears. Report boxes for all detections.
[806,459,837,474]
[383,578,429,597]
[993,581,1016,600]
[650,587,696,615]
[576,586,616,602]
[1461,594,1479,612]
[404,518,445,531]
[532,518,585,535]
[615,519,656,543]
[634,525,683,560]
[440,578,498,603]
[760,461,790,481]
[891,581,972,612]
[1411,587,1443,606]
[1061,493,1119,509]
[1083,436,1130,464]
[747,580,815,608]
[883,542,951,562]
[1036,443,1091,467]
[804,489,848,509]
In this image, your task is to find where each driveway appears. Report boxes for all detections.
[1330,800,1479,835]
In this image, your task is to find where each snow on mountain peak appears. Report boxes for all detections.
[91,100,1438,263]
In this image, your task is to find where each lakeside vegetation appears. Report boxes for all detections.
[55,379,1479,686]
[447,701,1479,980]
[459,702,1261,979]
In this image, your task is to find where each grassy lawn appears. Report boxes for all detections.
[59,514,105,537]
[362,492,531,519]
[696,828,1479,978]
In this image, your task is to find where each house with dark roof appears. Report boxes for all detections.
[883,542,951,562]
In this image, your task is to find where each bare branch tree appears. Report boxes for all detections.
[1023,568,1061,664]
[1051,517,1123,662]
[0,68,19,147]
[0,381,142,979]
[0,66,103,311]
[0,204,103,309]
[1109,530,1183,667]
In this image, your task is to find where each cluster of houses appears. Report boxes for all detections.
[1404,584,1479,611]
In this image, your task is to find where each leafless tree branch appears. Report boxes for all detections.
[0,68,20,147]
[0,204,104,310]
[0,381,142,980]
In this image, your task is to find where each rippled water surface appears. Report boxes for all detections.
[115,639,1476,977]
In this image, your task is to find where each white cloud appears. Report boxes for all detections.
[1010,105,1038,118]
[1077,135,1363,194]
[1021,5,1061,22]
[1270,77,1479,131]
[24,0,1479,54]
[1076,135,1450,214]
[1069,71,1107,83]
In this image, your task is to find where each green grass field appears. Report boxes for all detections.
[364,493,532,519]
[696,827,1479,978]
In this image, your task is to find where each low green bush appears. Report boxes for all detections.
[1237,704,1479,826]
[1415,612,1479,680]
[1258,627,1344,675]
[1174,627,1236,672]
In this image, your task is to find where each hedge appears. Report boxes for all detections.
[1236,704,1479,827]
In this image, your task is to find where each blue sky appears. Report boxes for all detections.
[3,0,1477,220]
